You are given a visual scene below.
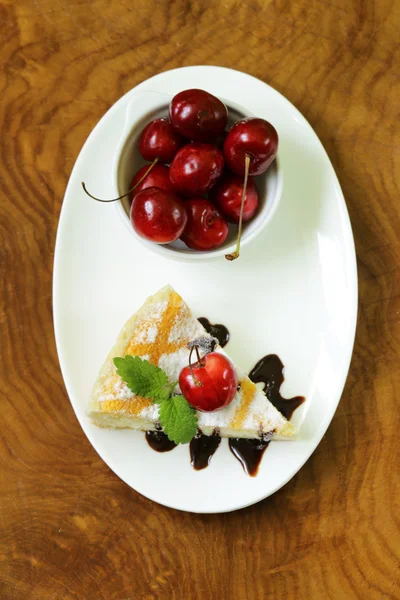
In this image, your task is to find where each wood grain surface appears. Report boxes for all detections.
[1,0,399,598]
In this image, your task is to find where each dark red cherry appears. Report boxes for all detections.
[138,118,184,163]
[211,173,259,223]
[179,351,238,412]
[170,89,228,141]
[131,164,174,197]
[223,118,278,176]
[170,143,224,196]
[180,198,228,250]
[131,187,187,244]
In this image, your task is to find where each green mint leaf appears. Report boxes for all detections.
[113,356,171,403]
[159,395,198,445]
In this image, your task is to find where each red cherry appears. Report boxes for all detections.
[170,143,224,196]
[223,118,279,261]
[181,198,228,251]
[179,351,238,412]
[138,118,184,163]
[131,164,174,197]
[224,118,278,176]
[170,89,228,141]
[131,187,187,244]
[211,173,259,223]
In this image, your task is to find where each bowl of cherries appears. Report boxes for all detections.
[83,88,282,261]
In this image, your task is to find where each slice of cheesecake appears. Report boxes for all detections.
[89,285,295,440]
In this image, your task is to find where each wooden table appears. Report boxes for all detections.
[1,1,399,598]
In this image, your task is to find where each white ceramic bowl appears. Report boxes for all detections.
[112,90,283,261]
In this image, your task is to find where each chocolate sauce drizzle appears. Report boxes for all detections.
[190,430,221,470]
[228,437,271,476]
[198,317,230,348]
[249,354,305,420]
[145,430,177,452]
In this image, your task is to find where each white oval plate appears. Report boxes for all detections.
[53,66,357,513]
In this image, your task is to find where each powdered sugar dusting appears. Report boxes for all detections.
[133,300,167,344]
[139,404,159,421]
[147,326,157,343]
[187,336,218,354]
[135,329,147,343]
[113,379,135,400]
[240,387,287,431]
[168,311,209,344]
[99,378,134,402]
[148,300,167,320]
[135,325,158,344]
[158,346,192,388]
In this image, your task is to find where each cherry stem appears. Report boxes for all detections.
[194,345,204,366]
[81,157,159,203]
[225,153,250,261]
[189,345,203,387]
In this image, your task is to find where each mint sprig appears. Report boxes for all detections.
[113,355,172,403]
[159,395,197,444]
[113,356,197,444]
